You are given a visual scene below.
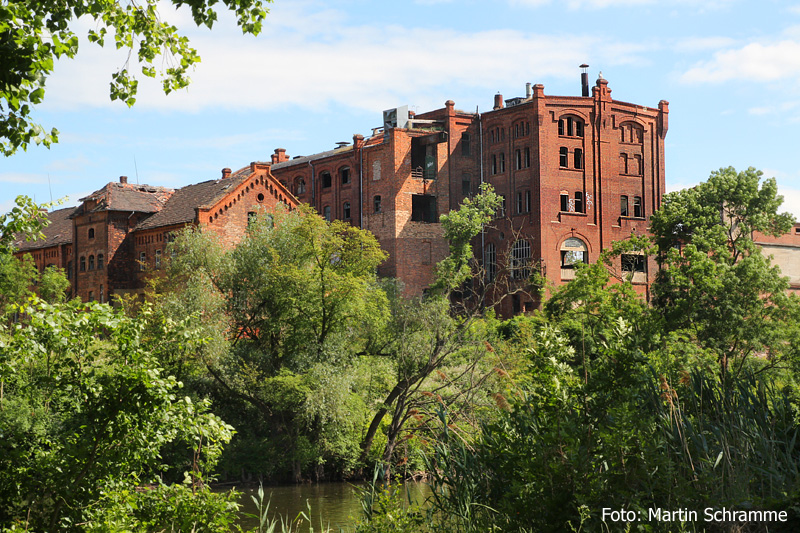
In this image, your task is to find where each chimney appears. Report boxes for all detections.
[580,64,589,97]
[119,176,128,184]
[525,82,532,99]
[221,168,231,179]
[493,93,504,110]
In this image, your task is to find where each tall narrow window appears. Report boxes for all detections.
[633,196,643,218]
[620,153,629,174]
[491,154,497,175]
[88,255,95,270]
[499,152,506,173]
[574,148,583,170]
[575,121,584,137]
[516,192,524,214]
[97,253,104,269]
[525,190,531,213]
[323,205,331,221]
[634,154,643,176]
[374,195,382,213]
[560,193,569,212]
[340,166,351,185]
[80,256,86,272]
[461,133,471,156]
[88,291,94,302]
[99,284,104,304]
[139,251,146,271]
[155,249,162,269]
[620,195,629,217]
[559,147,568,168]
[511,240,532,280]
[524,147,531,168]
[321,171,332,188]
[343,202,351,219]
[296,178,306,194]
[516,149,522,170]
[88,228,95,239]
[247,211,257,228]
[575,191,584,213]
[558,119,565,136]
[484,243,497,282]
[462,174,471,197]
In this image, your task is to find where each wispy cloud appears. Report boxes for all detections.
[681,40,800,84]
[0,173,50,184]
[674,36,737,53]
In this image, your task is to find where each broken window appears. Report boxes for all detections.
[561,237,587,269]
[620,195,629,217]
[97,253,104,269]
[461,133,471,156]
[343,201,351,219]
[340,166,351,185]
[374,195,382,213]
[321,171,332,188]
[139,251,146,271]
[155,249,162,269]
[411,194,437,223]
[621,253,646,273]
[499,152,506,173]
[80,256,86,272]
[491,154,497,175]
[295,177,306,195]
[484,242,496,282]
[511,239,532,280]
[88,255,95,270]
[411,136,438,179]
[633,196,643,218]
[462,174,471,197]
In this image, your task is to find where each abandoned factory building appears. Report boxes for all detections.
[21,72,796,315]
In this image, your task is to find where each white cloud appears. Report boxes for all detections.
[0,173,50,184]
[681,40,800,84]
[41,3,653,114]
[674,36,737,53]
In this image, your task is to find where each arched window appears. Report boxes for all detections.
[79,256,86,272]
[296,178,306,195]
[97,253,104,269]
[321,171,332,188]
[511,239,531,280]
[88,255,95,270]
[323,205,331,221]
[339,166,351,185]
[558,116,584,137]
[88,228,95,239]
[484,243,497,282]
[560,237,587,279]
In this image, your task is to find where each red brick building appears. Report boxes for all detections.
[15,73,676,314]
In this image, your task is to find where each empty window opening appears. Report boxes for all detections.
[499,152,506,173]
[633,196,643,218]
[343,202,351,219]
[574,191,584,213]
[88,291,94,302]
[511,239,532,280]
[296,178,306,195]
[620,195,629,217]
[340,166,351,185]
[411,194,437,223]
[247,211,257,228]
[621,254,646,273]
[88,228,95,239]
[88,255,95,270]
[491,154,497,175]
[411,137,438,180]
[374,195,382,213]
[462,174,471,197]
[560,192,569,212]
[634,154,643,176]
[321,171,332,188]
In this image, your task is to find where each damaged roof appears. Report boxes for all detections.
[15,207,76,252]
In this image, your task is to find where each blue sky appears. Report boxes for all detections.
[3,0,800,219]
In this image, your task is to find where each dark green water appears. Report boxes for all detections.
[230,481,431,531]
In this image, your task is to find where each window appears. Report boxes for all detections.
[88,291,94,302]
[496,195,506,219]
[574,148,583,170]
[88,255,95,270]
[462,174,471,197]
[560,193,569,212]
[80,256,86,272]
[411,194,437,223]
[574,191,584,213]
[340,166,351,185]
[633,196,643,218]
[516,192,523,214]
[491,154,497,175]
[620,153,629,174]
[634,154,643,176]
[620,195,629,217]
[97,253,104,269]
[99,284,104,304]
[155,249,162,269]
[561,237,588,269]
[461,133,471,156]
[323,205,331,221]
[517,190,531,214]
[621,254,646,273]
[67,262,73,279]
[374,195,382,213]
[559,147,568,168]
[525,147,531,168]
[248,211,257,228]
[499,152,506,173]
[139,251,146,271]
[484,243,496,282]
[516,149,522,170]
[511,239,531,280]
[559,116,584,137]
[411,137,437,180]
[321,171,332,188]
[88,228,95,239]
[343,202,351,219]
[296,178,306,195]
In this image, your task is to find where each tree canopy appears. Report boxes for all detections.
[1,0,270,155]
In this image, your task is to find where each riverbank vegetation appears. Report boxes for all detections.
[2,168,800,531]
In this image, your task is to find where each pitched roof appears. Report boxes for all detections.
[73,182,173,216]
[15,207,76,252]
[135,173,251,231]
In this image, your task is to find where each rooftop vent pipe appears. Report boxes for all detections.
[580,64,589,97]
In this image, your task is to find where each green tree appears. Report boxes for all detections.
[1,0,270,155]
[650,167,799,378]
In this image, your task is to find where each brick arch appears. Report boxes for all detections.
[556,231,593,254]
[556,108,590,122]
